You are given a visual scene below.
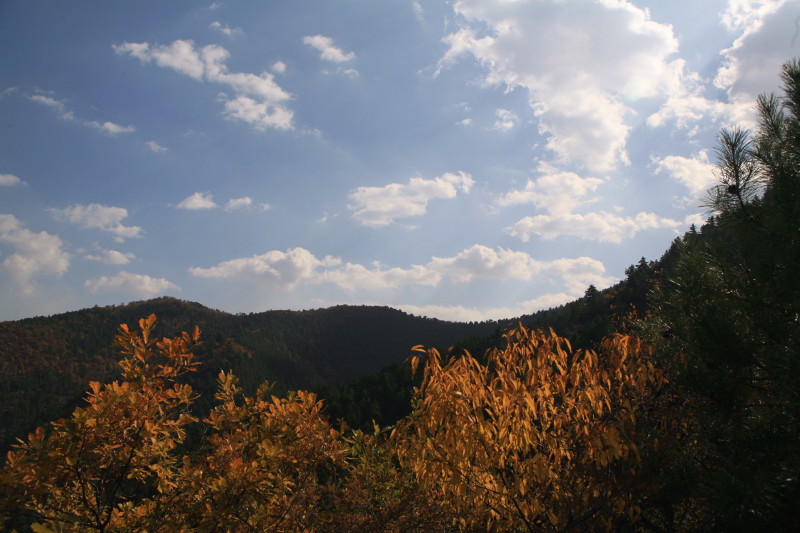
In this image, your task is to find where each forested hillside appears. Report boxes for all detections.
[2,59,799,531]
[0,298,500,452]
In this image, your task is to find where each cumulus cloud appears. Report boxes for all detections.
[303,35,356,62]
[176,192,217,210]
[720,0,785,32]
[349,171,474,227]
[496,162,603,216]
[271,61,287,74]
[114,39,293,130]
[427,245,539,283]
[189,244,615,299]
[397,293,574,322]
[507,211,682,244]
[714,0,792,128]
[437,0,687,171]
[652,150,717,197]
[497,159,681,244]
[85,249,135,265]
[85,271,179,297]
[647,90,731,130]
[0,174,25,186]
[145,140,168,153]
[0,214,69,292]
[541,256,617,294]
[209,21,243,36]
[397,258,618,322]
[190,247,343,289]
[50,204,143,242]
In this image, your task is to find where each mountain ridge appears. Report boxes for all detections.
[0,296,507,451]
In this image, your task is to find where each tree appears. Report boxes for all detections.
[1,316,452,532]
[643,59,800,530]
[163,372,349,531]
[393,325,678,532]
[1,315,200,531]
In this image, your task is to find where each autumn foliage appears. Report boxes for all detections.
[393,325,673,532]
[1,316,680,532]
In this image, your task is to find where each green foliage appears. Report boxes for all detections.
[641,59,800,531]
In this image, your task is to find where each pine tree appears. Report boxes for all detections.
[644,59,800,531]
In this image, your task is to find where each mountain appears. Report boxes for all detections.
[0,297,503,451]
[0,258,665,452]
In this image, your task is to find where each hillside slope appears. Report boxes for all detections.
[0,298,500,451]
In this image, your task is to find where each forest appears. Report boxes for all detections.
[1,59,799,531]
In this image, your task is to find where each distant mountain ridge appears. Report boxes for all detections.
[0,297,503,451]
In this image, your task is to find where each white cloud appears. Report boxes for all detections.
[507,211,682,244]
[145,140,168,153]
[397,258,617,321]
[189,244,615,299]
[321,262,441,291]
[427,244,539,283]
[720,0,785,31]
[85,249,135,265]
[496,162,603,216]
[0,174,25,186]
[271,60,287,74]
[28,94,75,120]
[85,271,179,297]
[438,0,687,171]
[684,213,707,228]
[220,94,294,130]
[647,91,731,130]
[652,150,717,197]
[303,35,356,62]
[86,120,135,136]
[209,21,243,36]
[349,171,474,227]
[28,92,135,135]
[115,39,294,131]
[397,293,573,322]
[224,196,252,211]
[493,108,517,130]
[0,214,69,292]
[190,247,343,289]
[714,0,791,128]
[176,192,217,210]
[412,0,424,22]
[50,204,143,242]
[541,256,617,294]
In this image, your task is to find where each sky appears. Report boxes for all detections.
[1,0,798,323]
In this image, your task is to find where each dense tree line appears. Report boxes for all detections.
[635,59,800,530]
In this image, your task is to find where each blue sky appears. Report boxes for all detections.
[1,0,798,322]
